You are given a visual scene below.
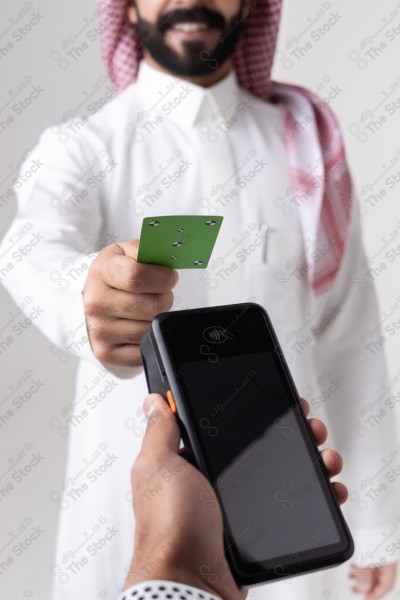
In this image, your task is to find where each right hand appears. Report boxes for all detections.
[125,396,348,598]
[83,239,179,366]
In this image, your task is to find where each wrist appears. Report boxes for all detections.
[124,560,215,594]
[124,557,243,600]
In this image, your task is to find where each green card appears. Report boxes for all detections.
[137,215,223,269]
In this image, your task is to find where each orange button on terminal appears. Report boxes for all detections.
[166,390,177,414]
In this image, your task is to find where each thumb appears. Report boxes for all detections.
[116,239,139,259]
[140,393,181,459]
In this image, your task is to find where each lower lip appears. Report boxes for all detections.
[168,27,217,41]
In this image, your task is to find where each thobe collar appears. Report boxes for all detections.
[135,60,241,128]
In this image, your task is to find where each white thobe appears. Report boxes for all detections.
[1,60,399,600]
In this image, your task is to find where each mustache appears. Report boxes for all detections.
[158,7,226,32]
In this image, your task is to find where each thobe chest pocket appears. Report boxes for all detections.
[264,229,304,266]
[241,228,309,333]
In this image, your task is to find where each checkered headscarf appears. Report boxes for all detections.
[98,0,352,294]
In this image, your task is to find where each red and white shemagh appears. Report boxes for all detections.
[97,0,352,295]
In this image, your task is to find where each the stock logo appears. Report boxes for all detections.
[202,326,234,344]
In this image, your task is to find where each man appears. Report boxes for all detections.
[121,393,348,600]
[0,0,398,598]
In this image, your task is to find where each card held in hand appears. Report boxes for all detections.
[137,215,223,269]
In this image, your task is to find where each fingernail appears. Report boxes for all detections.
[143,394,158,417]
[132,239,139,260]
[173,270,179,287]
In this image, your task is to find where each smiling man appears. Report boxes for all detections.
[129,0,246,83]
[1,1,399,600]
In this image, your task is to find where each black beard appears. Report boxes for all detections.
[134,3,245,78]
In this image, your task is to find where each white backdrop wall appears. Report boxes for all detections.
[1,1,400,598]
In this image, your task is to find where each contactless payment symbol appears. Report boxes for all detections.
[137,215,223,269]
[202,326,234,344]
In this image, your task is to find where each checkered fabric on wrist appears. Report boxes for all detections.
[118,580,223,600]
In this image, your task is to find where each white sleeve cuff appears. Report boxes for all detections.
[349,525,400,568]
[117,580,223,600]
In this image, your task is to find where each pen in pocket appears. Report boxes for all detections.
[261,223,269,263]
